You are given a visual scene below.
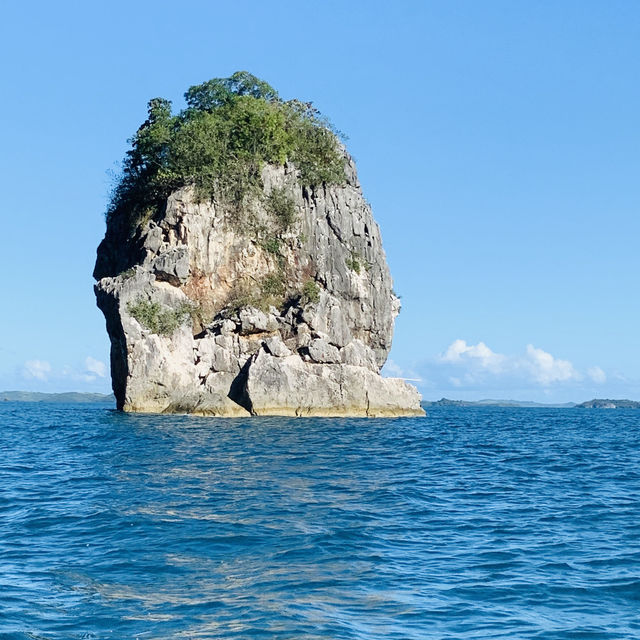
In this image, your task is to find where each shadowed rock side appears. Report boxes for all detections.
[94,156,423,417]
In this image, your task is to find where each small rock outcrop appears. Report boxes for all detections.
[93,74,423,417]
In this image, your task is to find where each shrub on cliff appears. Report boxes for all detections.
[126,298,194,336]
[108,71,346,228]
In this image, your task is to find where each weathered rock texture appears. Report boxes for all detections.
[94,155,423,417]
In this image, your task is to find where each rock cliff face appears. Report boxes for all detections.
[94,154,423,417]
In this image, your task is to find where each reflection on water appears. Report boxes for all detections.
[1,405,640,638]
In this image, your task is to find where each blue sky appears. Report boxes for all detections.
[1,1,639,402]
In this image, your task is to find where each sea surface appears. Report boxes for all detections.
[1,403,639,639]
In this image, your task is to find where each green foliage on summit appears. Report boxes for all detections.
[108,71,346,227]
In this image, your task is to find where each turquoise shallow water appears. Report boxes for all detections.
[1,403,639,639]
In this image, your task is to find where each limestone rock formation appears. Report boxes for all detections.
[94,156,423,417]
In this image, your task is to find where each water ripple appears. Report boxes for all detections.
[1,404,639,638]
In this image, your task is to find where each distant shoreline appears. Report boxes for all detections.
[1,392,637,410]
[423,398,640,409]
[0,391,114,403]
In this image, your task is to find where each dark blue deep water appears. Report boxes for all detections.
[1,403,639,639]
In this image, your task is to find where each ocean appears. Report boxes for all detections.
[1,403,639,639]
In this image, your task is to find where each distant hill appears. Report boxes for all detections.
[0,391,115,403]
[575,399,640,409]
[424,397,577,408]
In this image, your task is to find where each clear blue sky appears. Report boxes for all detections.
[1,0,639,402]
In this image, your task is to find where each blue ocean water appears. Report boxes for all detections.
[1,404,639,639]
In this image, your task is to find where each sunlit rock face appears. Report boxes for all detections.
[94,156,423,417]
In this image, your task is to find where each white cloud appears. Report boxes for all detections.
[23,360,52,381]
[441,339,506,373]
[382,359,422,382]
[435,339,598,389]
[18,358,110,388]
[85,357,107,378]
[587,366,606,384]
[523,344,580,385]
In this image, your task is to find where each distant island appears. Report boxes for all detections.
[574,399,640,409]
[424,398,576,408]
[424,397,640,409]
[1,391,115,403]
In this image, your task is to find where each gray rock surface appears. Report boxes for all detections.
[263,335,292,358]
[94,154,423,417]
[244,351,422,417]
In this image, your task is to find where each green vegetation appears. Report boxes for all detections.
[127,299,193,336]
[219,273,321,316]
[266,186,297,229]
[260,272,286,299]
[221,285,256,315]
[345,250,370,274]
[301,279,320,304]
[119,267,136,280]
[222,270,287,315]
[259,236,281,255]
[345,251,362,274]
[108,71,346,229]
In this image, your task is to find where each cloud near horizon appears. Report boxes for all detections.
[435,339,605,389]
[382,359,423,382]
[21,356,108,387]
[85,356,107,379]
[23,359,52,381]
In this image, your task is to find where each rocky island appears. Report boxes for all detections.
[575,399,640,409]
[94,72,423,417]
